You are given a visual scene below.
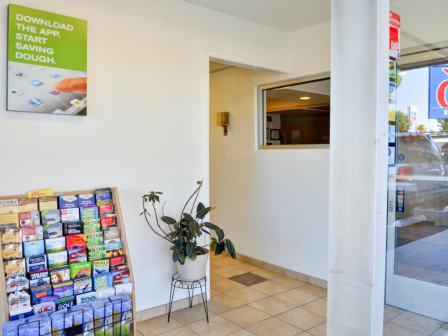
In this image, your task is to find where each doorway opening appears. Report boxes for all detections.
[209,59,329,334]
[384,0,448,333]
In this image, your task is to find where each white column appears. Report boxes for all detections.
[327,0,389,335]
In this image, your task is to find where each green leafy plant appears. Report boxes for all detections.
[393,110,412,132]
[141,181,236,264]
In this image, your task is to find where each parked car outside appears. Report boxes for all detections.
[394,132,448,223]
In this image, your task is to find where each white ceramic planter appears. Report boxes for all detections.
[176,251,209,280]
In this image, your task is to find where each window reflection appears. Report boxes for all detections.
[264,79,330,146]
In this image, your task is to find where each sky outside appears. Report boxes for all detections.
[397,65,448,133]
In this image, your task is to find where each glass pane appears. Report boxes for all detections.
[263,79,330,145]
[385,0,448,327]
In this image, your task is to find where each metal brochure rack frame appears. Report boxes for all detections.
[0,187,137,335]
[13,298,132,336]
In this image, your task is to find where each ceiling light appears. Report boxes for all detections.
[300,96,311,100]
[400,71,407,75]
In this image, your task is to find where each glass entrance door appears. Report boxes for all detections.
[385,0,448,324]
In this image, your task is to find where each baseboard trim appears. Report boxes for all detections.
[228,252,328,289]
[136,295,202,322]
[137,253,328,322]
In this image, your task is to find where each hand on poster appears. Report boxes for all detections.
[52,78,87,94]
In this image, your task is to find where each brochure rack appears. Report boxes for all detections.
[12,299,132,336]
[0,187,137,335]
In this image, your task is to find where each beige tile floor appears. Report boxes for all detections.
[137,254,448,335]
[383,306,448,336]
[138,255,326,335]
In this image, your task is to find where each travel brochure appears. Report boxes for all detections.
[0,186,132,334]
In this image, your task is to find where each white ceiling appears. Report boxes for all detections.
[391,0,448,67]
[182,0,331,32]
[288,80,330,96]
[391,0,448,49]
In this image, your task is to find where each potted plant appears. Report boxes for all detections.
[141,181,236,280]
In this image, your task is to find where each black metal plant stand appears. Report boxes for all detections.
[168,272,209,323]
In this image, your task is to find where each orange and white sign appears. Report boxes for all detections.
[390,11,401,60]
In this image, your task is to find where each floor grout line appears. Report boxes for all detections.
[387,310,405,324]
[140,267,328,335]
[158,324,200,336]
[218,284,326,333]
[210,270,298,330]
[185,325,201,335]
[309,321,327,331]
[430,326,443,336]
[210,268,327,318]
[387,309,447,335]
[386,321,431,336]
[265,295,327,332]
[140,272,446,336]
[185,314,244,334]
[216,306,273,332]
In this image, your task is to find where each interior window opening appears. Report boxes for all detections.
[261,77,330,147]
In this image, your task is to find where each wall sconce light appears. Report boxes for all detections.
[216,112,229,136]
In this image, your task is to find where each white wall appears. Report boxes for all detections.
[0,0,291,313]
[210,21,331,280]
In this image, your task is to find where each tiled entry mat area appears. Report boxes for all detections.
[137,254,327,335]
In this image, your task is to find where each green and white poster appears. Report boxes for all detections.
[7,4,88,116]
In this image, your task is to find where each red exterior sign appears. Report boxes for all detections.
[390,11,401,29]
[390,11,401,60]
